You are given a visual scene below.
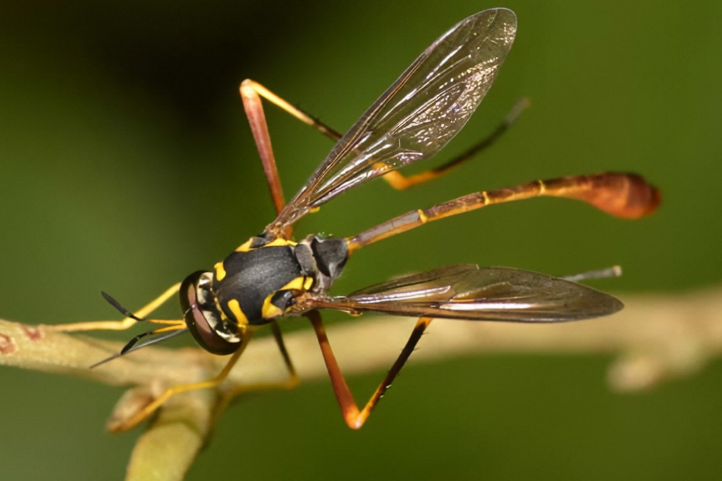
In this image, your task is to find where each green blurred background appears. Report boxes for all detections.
[1,1,721,480]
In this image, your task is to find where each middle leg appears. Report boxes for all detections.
[239,79,527,194]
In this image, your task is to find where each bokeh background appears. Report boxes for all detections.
[1,1,721,480]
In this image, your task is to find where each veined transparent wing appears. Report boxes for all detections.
[269,8,517,232]
[309,264,623,322]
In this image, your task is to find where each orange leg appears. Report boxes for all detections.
[239,79,527,193]
[241,79,343,142]
[240,80,288,215]
[347,172,660,252]
[308,310,432,429]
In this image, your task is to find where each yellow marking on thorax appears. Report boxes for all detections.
[235,238,254,252]
[265,238,297,248]
[214,261,227,281]
[282,276,310,292]
[235,237,298,252]
[226,299,249,326]
[260,276,314,320]
[261,296,284,319]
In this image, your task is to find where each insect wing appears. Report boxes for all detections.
[271,8,517,230]
[311,264,623,322]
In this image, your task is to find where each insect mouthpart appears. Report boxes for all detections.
[180,270,242,355]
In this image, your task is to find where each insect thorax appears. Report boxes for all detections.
[211,234,348,326]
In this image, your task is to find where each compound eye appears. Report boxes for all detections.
[180,271,240,355]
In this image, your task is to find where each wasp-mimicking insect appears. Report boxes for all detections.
[58,8,659,430]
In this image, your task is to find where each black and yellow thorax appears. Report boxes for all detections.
[213,234,347,326]
[180,234,348,354]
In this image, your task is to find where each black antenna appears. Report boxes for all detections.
[101,291,144,321]
[90,329,187,369]
[91,290,188,368]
